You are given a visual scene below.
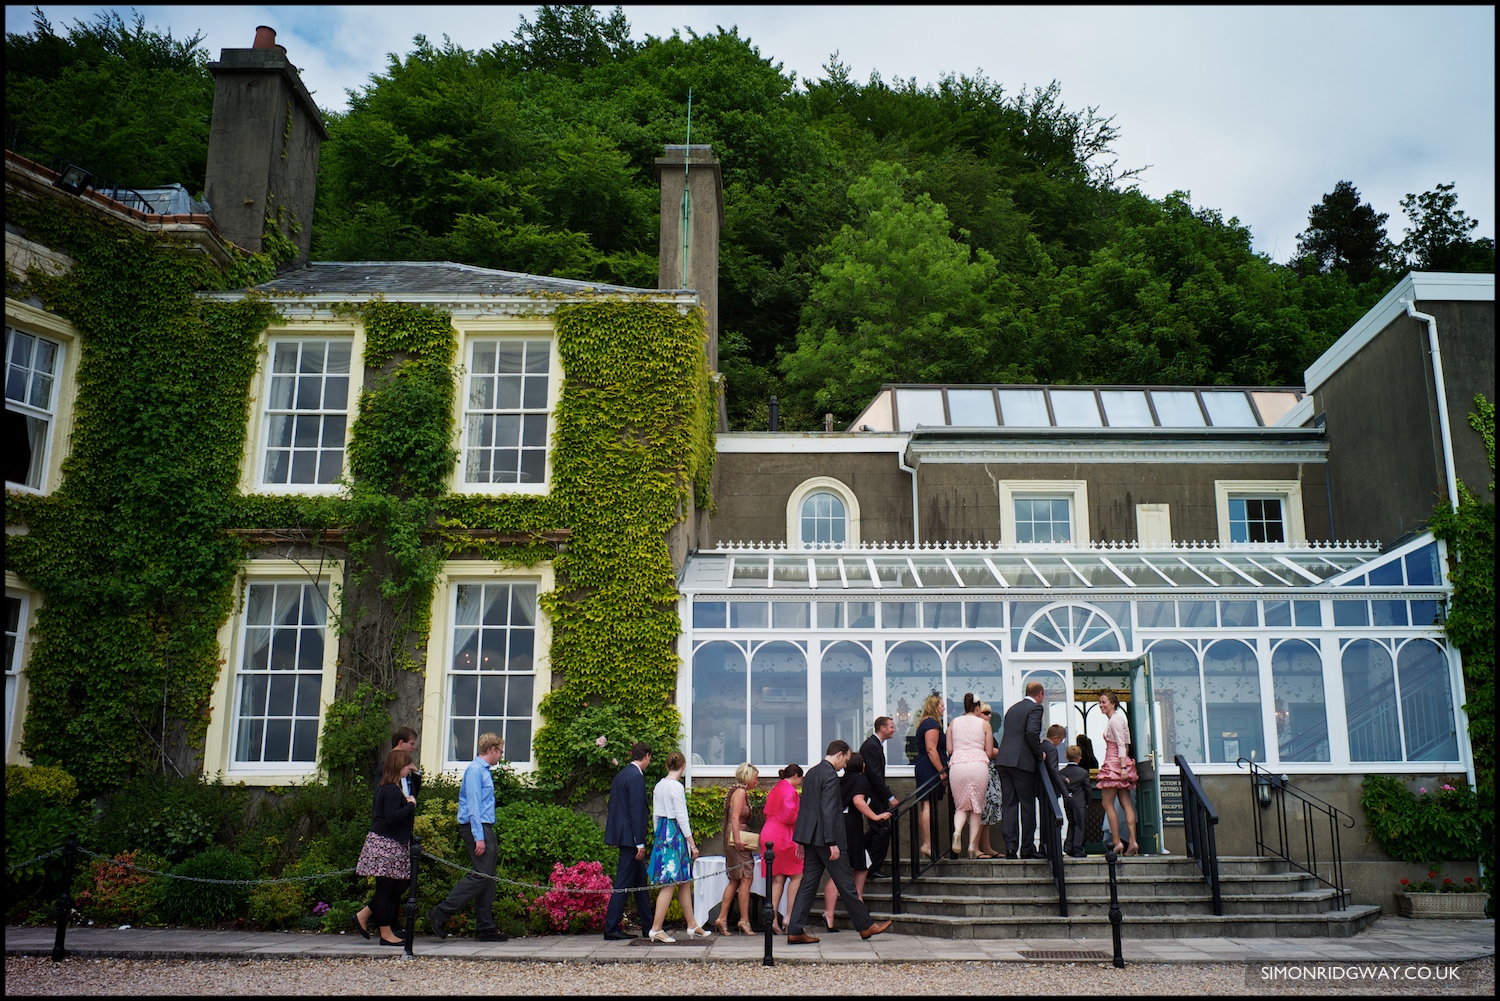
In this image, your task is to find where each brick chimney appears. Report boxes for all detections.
[204,27,328,266]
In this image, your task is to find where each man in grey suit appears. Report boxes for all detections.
[785,740,892,943]
[996,681,1047,859]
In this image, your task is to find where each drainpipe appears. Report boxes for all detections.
[898,447,920,544]
[1402,300,1459,514]
[1404,300,1479,825]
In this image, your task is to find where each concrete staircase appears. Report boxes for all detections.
[840,856,1381,939]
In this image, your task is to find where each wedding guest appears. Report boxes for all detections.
[761,763,804,934]
[354,748,418,945]
[911,693,949,858]
[646,752,712,942]
[822,752,892,931]
[947,693,996,858]
[1095,691,1139,856]
[716,762,760,934]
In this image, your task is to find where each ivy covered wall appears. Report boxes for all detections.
[6,178,717,799]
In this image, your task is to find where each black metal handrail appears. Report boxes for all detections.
[1238,757,1353,910]
[1037,757,1069,917]
[887,771,953,915]
[1175,755,1222,915]
[5,130,159,212]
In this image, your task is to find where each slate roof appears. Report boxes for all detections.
[241,261,664,296]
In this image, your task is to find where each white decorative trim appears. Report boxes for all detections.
[717,433,907,453]
[201,292,700,322]
[705,538,1380,554]
[786,476,862,550]
[908,439,1328,465]
[998,479,1090,546]
[1305,271,1494,393]
[1214,479,1307,546]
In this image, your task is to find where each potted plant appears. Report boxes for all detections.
[1397,867,1487,918]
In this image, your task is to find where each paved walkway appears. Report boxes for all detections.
[4,917,1493,965]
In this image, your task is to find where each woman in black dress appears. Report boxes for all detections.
[911,693,949,858]
[353,749,418,945]
[820,751,892,932]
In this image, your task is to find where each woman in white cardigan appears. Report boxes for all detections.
[646,750,711,942]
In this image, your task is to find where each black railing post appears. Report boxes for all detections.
[1105,847,1124,968]
[51,831,78,962]
[403,835,421,958]
[890,809,902,915]
[762,842,775,967]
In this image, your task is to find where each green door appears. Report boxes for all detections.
[1130,654,1164,855]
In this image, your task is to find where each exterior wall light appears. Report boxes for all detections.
[55,163,92,194]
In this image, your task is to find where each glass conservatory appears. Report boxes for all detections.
[676,533,1468,783]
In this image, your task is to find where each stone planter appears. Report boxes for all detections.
[1397,892,1488,918]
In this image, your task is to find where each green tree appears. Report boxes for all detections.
[1399,182,1497,273]
[1294,180,1396,287]
[781,162,997,423]
[4,8,214,191]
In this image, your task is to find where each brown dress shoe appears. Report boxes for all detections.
[859,919,892,940]
[785,933,821,944]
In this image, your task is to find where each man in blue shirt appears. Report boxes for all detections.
[428,732,506,942]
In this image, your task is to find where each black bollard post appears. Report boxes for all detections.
[1105,847,1124,968]
[403,835,422,958]
[762,841,775,967]
[51,831,78,962]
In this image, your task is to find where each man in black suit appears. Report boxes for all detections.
[859,717,900,878]
[996,681,1047,859]
[602,741,652,940]
[785,740,892,943]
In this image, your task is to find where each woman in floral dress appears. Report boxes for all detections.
[646,751,711,942]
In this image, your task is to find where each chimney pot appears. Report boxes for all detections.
[253,25,277,49]
[824,413,835,432]
[769,395,780,432]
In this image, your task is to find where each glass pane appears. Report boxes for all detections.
[267,675,296,715]
[264,719,292,761]
[1368,560,1404,587]
[504,719,532,762]
[847,602,876,628]
[729,602,767,628]
[1138,600,1175,628]
[694,601,727,628]
[692,642,747,766]
[997,389,1049,426]
[506,674,534,716]
[1372,600,1408,627]
[946,641,1003,728]
[451,674,479,717]
[1219,601,1258,628]
[1204,639,1262,763]
[1404,544,1440,586]
[508,628,533,670]
[291,719,318,762]
[1294,601,1322,627]
[295,673,322,715]
[1271,640,1328,762]
[1343,640,1401,762]
[1180,601,1216,628]
[881,602,920,628]
[478,675,505,715]
[1263,600,1292,628]
[965,602,1003,628]
[479,630,507,671]
[483,585,509,625]
[1202,392,1259,427]
[1333,601,1369,627]
[1409,599,1439,626]
[946,389,998,426]
[1100,390,1154,427]
[1049,390,1102,426]
[1397,640,1458,761]
[895,388,946,431]
[524,340,550,373]
[820,641,873,756]
[923,602,963,628]
[816,601,843,628]
[1151,391,1206,426]
[771,602,809,629]
[1150,640,1205,764]
[885,641,941,766]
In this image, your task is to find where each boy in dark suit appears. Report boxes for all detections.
[602,742,652,940]
[1060,744,1092,858]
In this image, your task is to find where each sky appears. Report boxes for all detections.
[6,5,1495,263]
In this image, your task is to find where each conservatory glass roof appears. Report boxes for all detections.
[681,541,1438,593]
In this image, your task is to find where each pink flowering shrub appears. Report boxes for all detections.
[529,861,613,933]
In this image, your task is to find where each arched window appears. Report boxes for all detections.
[1204,639,1263,763]
[1148,640,1205,764]
[786,477,860,550]
[1018,603,1124,653]
[1271,639,1329,762]
[1397,640,1459,761]
[1342,640,1400,762]
[691,642,746,766]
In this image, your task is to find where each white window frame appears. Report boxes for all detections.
[242,324,363,496]
[453,324,560,495]
[4,575,36,765]
[1215,479,1306,546]
[998,479,1090,547]
[205,560,341,784]
[423,561,554,773]
[4,302,79,495]
[786,476,861,550]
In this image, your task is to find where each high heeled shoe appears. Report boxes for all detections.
[737,920,753,936]
[919,845,932,859]
[649,929,676,944]
[713,918,732,936]
[1112,840,1125,855]
[686,924,714,938]
[951,831,964,854]
[1124,841,1140,857]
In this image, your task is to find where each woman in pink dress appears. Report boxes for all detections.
[946,692,996,858]
[1094,690,1139,856]
[760,762,804,935]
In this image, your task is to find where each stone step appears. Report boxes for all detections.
[878,856,1299,879]
[876,888,1344,918]
[869,871,1324,899]
[830,905,1383,939]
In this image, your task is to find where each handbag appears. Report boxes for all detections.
[735,831,760,851]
